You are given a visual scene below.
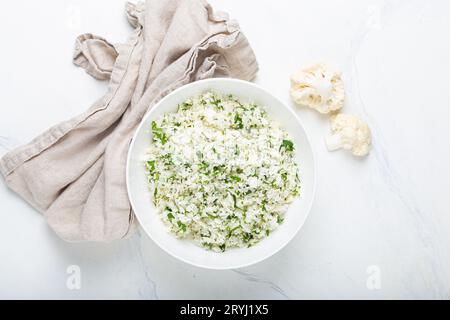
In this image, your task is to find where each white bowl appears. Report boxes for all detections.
[126,78,316,270]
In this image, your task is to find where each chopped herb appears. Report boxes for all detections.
[229,175,241,182]
[280,139,294,152]
[199,161,209,172]
[151,121,168,145]
[277,215,284,224]
[243,233,253,243]
[227,225,241,239]
[233,113,244,129]
[167,212,175,222]
[161,153,173,165]
[234,145,240,156]
[207,213,218,219]
[146,160,156,172]
[231,194,237,208]
[211,97,223,110]
[177,221,187,232]
[262,199,268,212]
[179,101,193,111]
[201,230,212,238]
[213,165,226,176]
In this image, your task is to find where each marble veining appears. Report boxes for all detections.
[134,232,160,300]
[232,270,291,299]
[347,0,450,299]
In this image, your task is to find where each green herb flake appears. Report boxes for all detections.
[211,97,223,110]
[207,213,218,220]
[213,165,226,176]
[277,215,284,224]
[234,145,240,156]
[179,101,193,111]
[232,194,237,208]
[233,113,244,130]
[280,139,294,152]
[227,225,240,239]
[146,160,156,172]
[229,175,241,182]
[151,121,168,145]
[153,187,158,202]
[243,233,253,243]
[262,199,268,212]
[199,161,209,171]
[177,221,187,232]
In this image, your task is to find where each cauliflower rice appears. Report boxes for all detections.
[145,91,301,252]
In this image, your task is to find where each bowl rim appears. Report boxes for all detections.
[126,78,317,270]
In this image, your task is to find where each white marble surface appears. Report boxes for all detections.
[1,0,449,299]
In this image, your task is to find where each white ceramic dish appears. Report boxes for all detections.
[126,78,316,270]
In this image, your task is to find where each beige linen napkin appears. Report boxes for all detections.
[0,0,258,242]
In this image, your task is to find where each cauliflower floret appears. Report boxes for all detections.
[325,114,372,157]
[290,63,345,114]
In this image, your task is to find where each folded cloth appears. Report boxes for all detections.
[0,0,258,242]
